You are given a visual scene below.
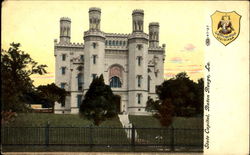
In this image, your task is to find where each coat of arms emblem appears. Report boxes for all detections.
[211,11,241,46]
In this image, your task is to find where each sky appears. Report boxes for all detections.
[2,1,204,86]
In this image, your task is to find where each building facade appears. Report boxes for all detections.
[54,8,166,115]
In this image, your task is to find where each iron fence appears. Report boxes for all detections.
[1,124,203,152]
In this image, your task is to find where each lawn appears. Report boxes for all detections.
[2,113,203,152]
[5,113,123,127]
[129,115,203,147]
[129,115,203,129]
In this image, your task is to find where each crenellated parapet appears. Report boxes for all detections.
[54,40,84,50]
[84,30,105,42]
[105,33,130,38]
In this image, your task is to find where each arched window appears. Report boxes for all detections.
[109,40,111,46]
[110,76,121,88]
[77,73,83,91]
[112,40,115,46]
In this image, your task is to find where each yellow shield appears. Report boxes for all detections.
[211,11,241,46]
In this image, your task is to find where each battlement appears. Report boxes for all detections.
[128,32,149,40]
[132,9,144,15]
[55,41,84,48]
[60,17,71,22]
[84,30,105,38]
[105,33,130,38]
[149,22,159,26]
[89,7,101,13]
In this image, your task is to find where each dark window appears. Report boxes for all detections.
[148,76,151,92]
[138,94,141,104]
[62,54,66,61]
[105,40,108,45]
[116,40,118,46]
[138,75,142,87]
[110,76,122,88]
[138,56,142,66]
[77,74,83,91]
[61,83,66,89]
[93,55,97,64]
[92,42,97,48]
[112,40,115,46]
[119,41,122,46]
[77,95,82,107]
[137,44,142,50]
[92,74,97,80]
[123,41,126,46]
[62,67,66,75]
[80,55,84,62]
[109,40,111,46]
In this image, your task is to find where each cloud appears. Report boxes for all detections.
[180,43,196,52]
[31,75,55,79]
[169,57,189,64]
[30,72,55,79]
[164,73,176,78]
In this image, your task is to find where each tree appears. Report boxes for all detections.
[1,43,47,112]
[36,83,68,112]
[146,72,204,126]
[79,74,118,126]
[156,72,203,117]
[154,99,174,127]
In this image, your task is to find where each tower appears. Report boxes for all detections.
[128,9,149,114]
[149,22,159,48]
[83,7,105,91]
[60,17,71,43]
[89,7,101,31]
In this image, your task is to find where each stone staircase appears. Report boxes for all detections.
[118,114,138,139]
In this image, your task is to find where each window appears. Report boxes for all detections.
[148,76,151,92]
[116,40,118,46]
[105,40,108,45]
[110,76,122,88]
[119,41,122,46]
[93,55,97,64]
[112,40,115,46]
[137,75,142,87]
[109,40,111,46]
[77,95,83,107]
[77,74,83,91]
[62,54,66,61]
[123,41,126,46]
[137,94,142,104]
[92,42,97,48]
[138,56,142,66]
[60,83,66,89]
[61,67,66,75]
[80,55,84,62]
[92,74,97,80]
[137,44,142,50]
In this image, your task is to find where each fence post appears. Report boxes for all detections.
[170,125,175,151]
[89,124,93,151]
[45,121,50,147]
[131,124,135,151]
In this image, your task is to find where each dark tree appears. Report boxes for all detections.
[156,72,203,117]
[36,83,68,112]
[1,43,47,112]
[146,72,204,127]
[79,74,118,126]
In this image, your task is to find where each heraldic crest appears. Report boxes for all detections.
[211,11,241,46]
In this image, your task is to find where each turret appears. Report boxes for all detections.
[89,7,101,31]
[83,7,105,91]
[60,17,71,43]
[132,9,144,33]
[149,22,159,48]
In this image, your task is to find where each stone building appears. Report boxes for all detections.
[54,7,166,115]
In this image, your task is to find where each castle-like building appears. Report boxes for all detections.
[54,7,165,115]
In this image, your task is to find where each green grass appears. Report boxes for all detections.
[5,113,123,127]
[129,115,203,129]
[129,115,203,146]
